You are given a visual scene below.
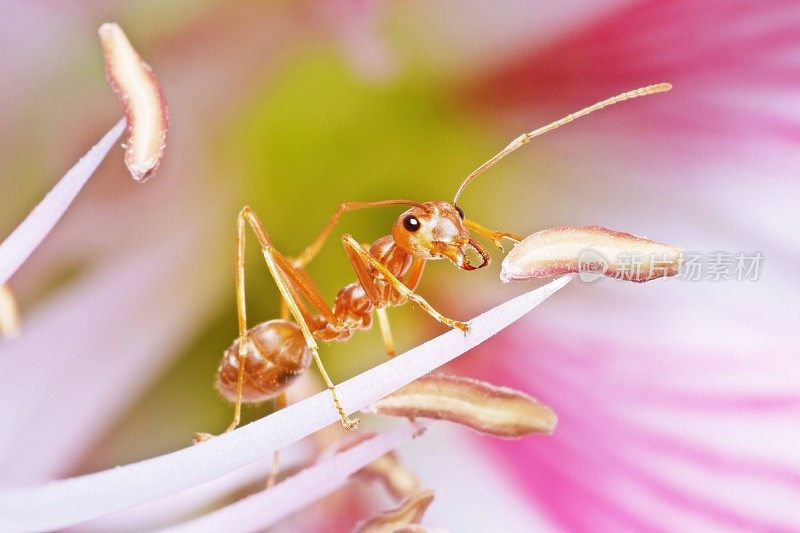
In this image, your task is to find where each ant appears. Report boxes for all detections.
[202,83,671,448]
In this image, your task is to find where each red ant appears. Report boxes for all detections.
[202,84,671,444]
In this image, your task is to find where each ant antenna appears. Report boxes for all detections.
[452,83,672,204]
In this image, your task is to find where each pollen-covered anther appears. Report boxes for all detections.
[366,373,557,438]
[501,225,682,283]
[353,489,435,533]
[0,284,21,339]
[99,23,168,182]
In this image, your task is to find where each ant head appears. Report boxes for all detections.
[392,201,490,270]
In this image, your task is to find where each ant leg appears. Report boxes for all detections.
[293,199,425,269]
[402,256,426,292]
[265,281,308,484]
[208,210,333,440]
[377,257,424,357]
[375,308,395,358]
[279,293,290,321]
[222,208,253,434]
[375,256,425,358]
[341,234,470,334]
[464,219,522,253]
[375,257,425,358]
[266,392,288,488]
[262,282,306,482]
[240,207,358,431]
[195,208,265,442]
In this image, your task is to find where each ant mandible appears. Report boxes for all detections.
[207,83,671,439]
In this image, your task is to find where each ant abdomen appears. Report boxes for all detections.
[216,319,312,403]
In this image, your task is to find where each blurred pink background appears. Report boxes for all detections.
[2,1,799,531]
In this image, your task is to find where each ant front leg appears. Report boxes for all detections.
[464,219,522,253]
[341,234,470,334]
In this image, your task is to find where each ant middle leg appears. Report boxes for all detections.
[262,279,304,486]
[375,255,426,358]
[341,234,470,334]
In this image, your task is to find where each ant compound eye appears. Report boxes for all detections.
[455,205,465,220]
[403,215,421,232]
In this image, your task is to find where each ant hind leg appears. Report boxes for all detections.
[266,392,288,488]
[240,207,358,431]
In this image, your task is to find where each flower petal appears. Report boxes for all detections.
[0,232,219,486]
[0,120,125,286]
[161,423,427,533]
[455,325,800,531]
[0,276,569,531]
[465,1,800,152]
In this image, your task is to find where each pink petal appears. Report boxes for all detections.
[398,423,555,532]
[465,1,800,153]
[0,119,125,286]
[454,327,800,531]
[386,1,800,529]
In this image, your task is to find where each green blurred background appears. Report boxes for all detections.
[46,6,546,472]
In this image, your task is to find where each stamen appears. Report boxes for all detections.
[99,23,169,182]
[366,373,557,438]
[353,490,435,533]
[501,225,683,283]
